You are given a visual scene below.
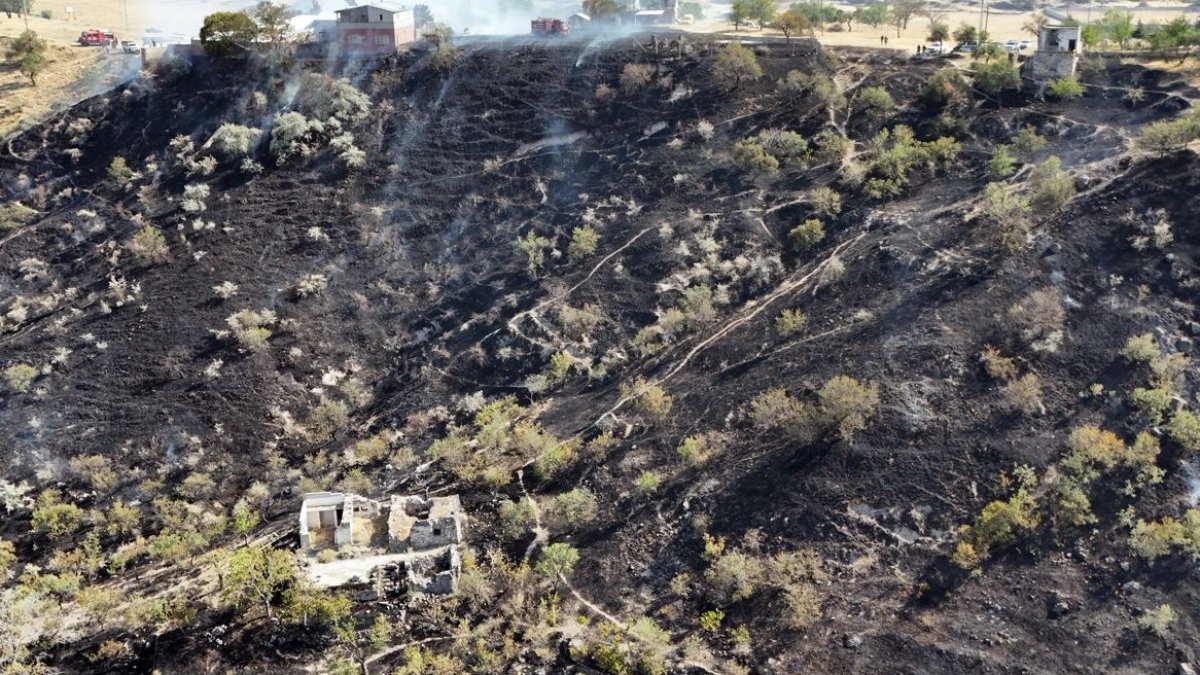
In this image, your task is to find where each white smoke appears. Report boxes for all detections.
[416,0,581,35]
[138,0,586,41]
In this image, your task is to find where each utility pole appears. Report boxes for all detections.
[23,0,30,30]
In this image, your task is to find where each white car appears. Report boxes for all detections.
[924,41,949,55]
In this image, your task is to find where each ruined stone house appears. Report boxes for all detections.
[298,492,466,595]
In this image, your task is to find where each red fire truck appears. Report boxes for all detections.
[78,29,116,47]
[530,18,569,36]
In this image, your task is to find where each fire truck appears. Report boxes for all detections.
[78,29,116,46]
[530,18,569,36]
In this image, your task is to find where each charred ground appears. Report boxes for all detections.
[2,35,1200,674]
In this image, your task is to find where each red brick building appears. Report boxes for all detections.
[334,4,416,56]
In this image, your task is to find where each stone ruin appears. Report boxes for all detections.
[297,492,466,595]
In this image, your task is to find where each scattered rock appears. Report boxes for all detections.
[843,633,863,650]
[1178,663,1196,675]
[1122,581,1143,594]
[1188,321,1200,336]
[1178,337,1193,353]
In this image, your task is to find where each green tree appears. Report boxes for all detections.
[333,613,391,675]
[1099,9,1134,49]
[857,3,890,28]
[1149,17,1197,63]
[730,0,751,30]
[583,0,621,18]
[749,0,776,27]
[536,542,580,580]
[890,0,926,32]
[199,11,258,56]
[776,9,810,49]
[251,1,293,45]
[6,30,47,86]
[928,22,950,42]
[973,60,1021,105]
[953,23,978,44]
[711,42,762,89]
[0,0,33,19]
[222,546,298,620]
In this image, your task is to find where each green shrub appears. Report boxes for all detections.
[209,123,261,159]
[698,608,724,632]
[31,489,85,539]
[545,488,598,530]
[854,86,894,119]
[807,186,841,217]
[1168,410,1200,452]
[1046,76,1084,99]
[1062,425,1126,483]
[1138,604,1176,637]
[789,219,825,252]
[953,469,1040,567]
[921,67,971,108]
[812,130,851,164]
[749,388,802,429]
[776,308,807,336]
[987,144,1016,178]
[1121,333,1159,363]
[1131,387,1172,424]
[818,375,880,441]
[973,61,1021,98]
[1010,125,1047,160]
[108,156,134,184]
[514,231,551,276]
[620,378,673,420]
[568,225,599,261]
[712,42,762,89]
[270,112,324,164]
[677,434,714,466]
[634,470,663,496]
[757,129,808,162]
[1136,116,1199,157]
[1028,156,1076,212]
[128,225,170,264]
[705,550,761,602]
[1129,517,1185,560]
[225,309,276,351]
[1149,353,1188,391]
[732,139,779,174]
[308,399,349,442]
[4,363,38,393]
[498,497,536,537]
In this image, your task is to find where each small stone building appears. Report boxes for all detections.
[1025,24,1082,81]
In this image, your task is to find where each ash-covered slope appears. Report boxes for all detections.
[1,37,1200,674]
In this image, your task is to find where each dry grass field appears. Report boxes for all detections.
[0,0,146,136]
[689,1,1200,52]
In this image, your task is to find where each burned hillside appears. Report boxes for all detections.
[2,36,1200,674]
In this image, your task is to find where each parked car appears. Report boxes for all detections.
[121,40,139,53]
[954,41,978,53]
[925,41,949,55]
[1019,39,1031,50]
